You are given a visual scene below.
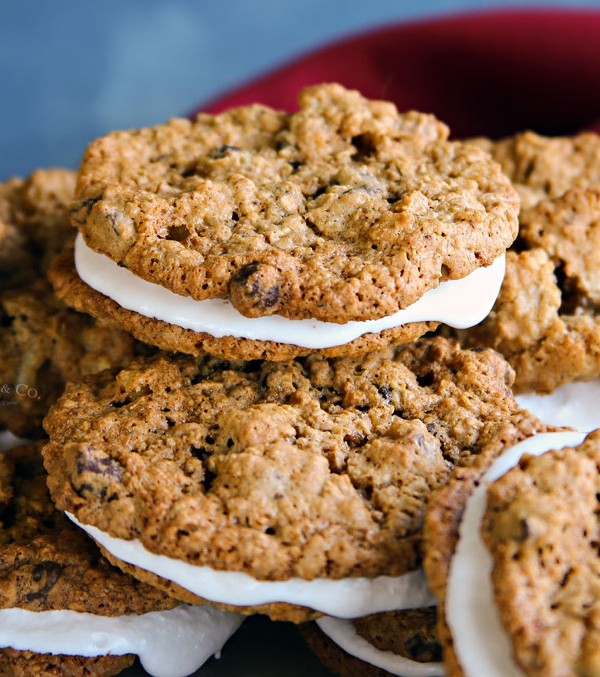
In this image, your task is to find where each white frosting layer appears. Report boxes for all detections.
[0,604,242,677]
[317,616,443,677]
[74,234,505,349]
[516,379,600,432]
[447,430,587,677]
[68,514,435,619]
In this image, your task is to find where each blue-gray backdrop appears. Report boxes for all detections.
[1,0,599,179]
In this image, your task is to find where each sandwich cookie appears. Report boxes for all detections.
[302,608,443,677]
[452,133,600,429]
[55,83,518,360]
[0,443,243,676]
[43,337,545,622]
[0,170,146,438]
[424,427,598,676]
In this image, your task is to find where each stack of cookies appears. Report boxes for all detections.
[1,83,598,676]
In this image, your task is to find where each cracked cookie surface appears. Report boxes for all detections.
[44,338,529,620]
[72,83,518,323]
[490,131,600,210]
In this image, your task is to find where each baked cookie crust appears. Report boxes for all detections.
[300,608,441,677]
[482,432,600,677]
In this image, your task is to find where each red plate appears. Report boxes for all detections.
[198,9,600,137]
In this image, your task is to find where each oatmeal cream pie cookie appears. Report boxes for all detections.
[43,337,547,623]
[0,170,147,438]
[301,607,443,677]
[55,83,518,360]
[0,443,242,677]
[424,427,599,677]
[451,133,600,429]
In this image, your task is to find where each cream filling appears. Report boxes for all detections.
[0,604,243,677]
[0,432,29,451]
[317,616,443,677]
[447,430,587,677]
[68,514,435,619]
[516,379,600,432]
[74,234,506,349]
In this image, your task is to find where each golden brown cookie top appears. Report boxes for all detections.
[44,337,527,583]
[72,84,519,323]
[491,131,600,210]
[482,431,600,677]
[0,443,175,616]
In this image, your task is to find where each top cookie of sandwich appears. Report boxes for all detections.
[71,84,518,323]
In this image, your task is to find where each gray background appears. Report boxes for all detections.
[2,0,600,179]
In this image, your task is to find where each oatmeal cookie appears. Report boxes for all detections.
[423,427,592,677]
[0,443,177,676]
[300,608,441,677]
[71,83,518,324]
[43,337,542,621]
[455,187,600,392]
[0,278,142,438]
[0,169,75,288]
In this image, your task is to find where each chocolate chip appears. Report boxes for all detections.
[25,562,63,602]
[76,447,124,481]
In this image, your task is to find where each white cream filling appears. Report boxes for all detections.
[516,379,600,432]
[447,430,587,677]
[317,616,443,677]
[74,234,506,349]
[0,432,29,452]
[68,514,435,619]
[0,604,243,677]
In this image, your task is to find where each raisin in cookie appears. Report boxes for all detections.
[424,428,594,677]
[63,84,518,359]
[43,337,545,623]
